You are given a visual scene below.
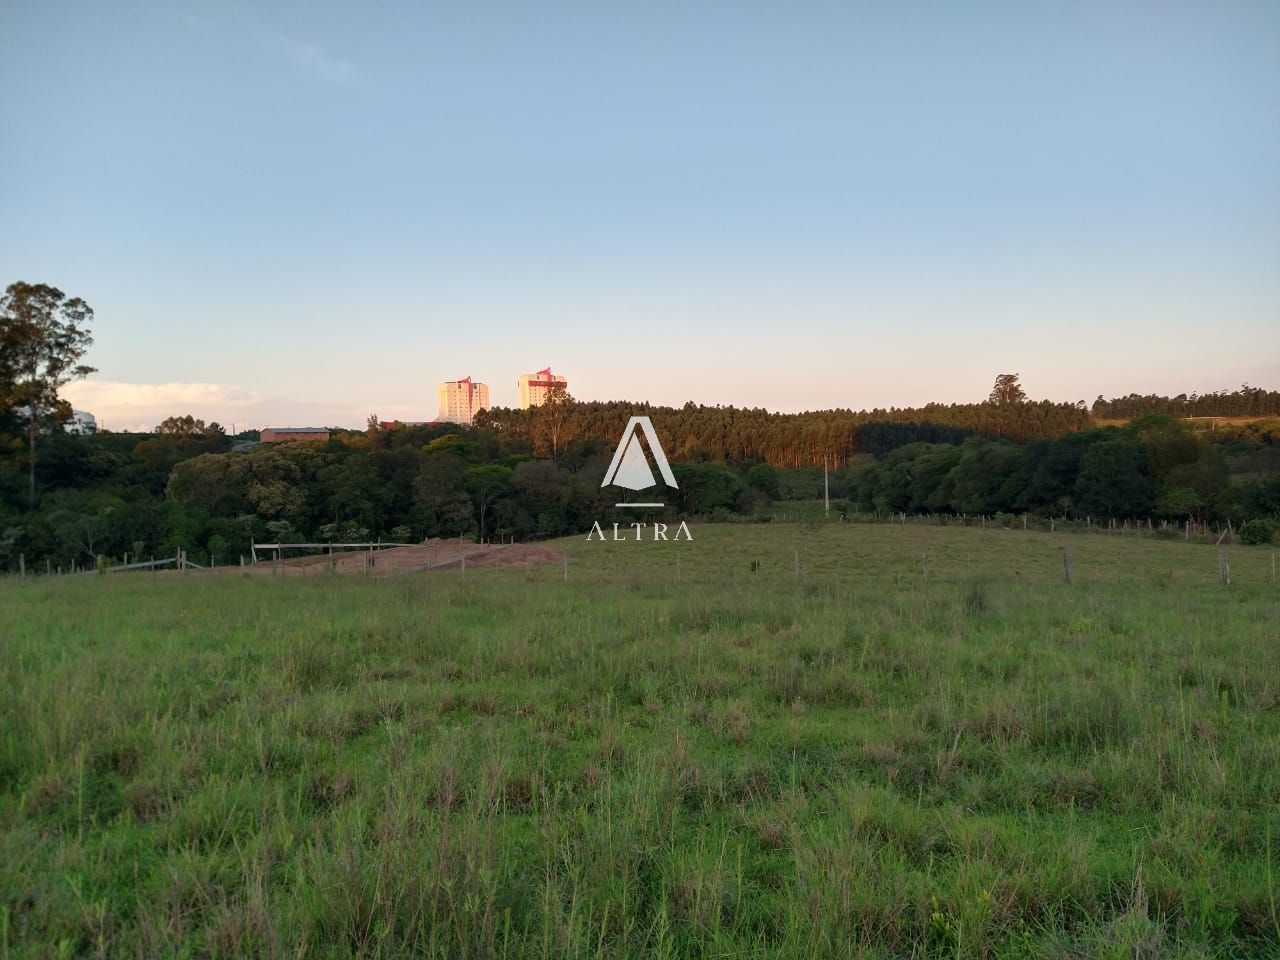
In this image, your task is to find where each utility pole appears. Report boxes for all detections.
[823,455,830,518]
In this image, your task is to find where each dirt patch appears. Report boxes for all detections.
[219,539,564,577]
[464,544,567,568]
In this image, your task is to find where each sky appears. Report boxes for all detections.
[2,1,1277,431]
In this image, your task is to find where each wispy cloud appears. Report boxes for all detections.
[63,381,264,432]
[171,8,367,91]
[276,35,364,89]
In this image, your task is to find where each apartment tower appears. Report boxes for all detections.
[517,367,568,409]
[437,377,490,425]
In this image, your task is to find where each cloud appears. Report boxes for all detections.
[278,36,364,89]
[170,8,366,91]
[63,381,264,432]
[60,381,415,432]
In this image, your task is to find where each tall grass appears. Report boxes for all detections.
[1,524,1277,957]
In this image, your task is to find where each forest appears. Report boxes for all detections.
[1090,385,1280,420]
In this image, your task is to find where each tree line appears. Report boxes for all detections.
[4,410,1276,569]
[844,415,1280,529]
[3,282,1279,568]
[477,390,1094,468]
[1091,386,1280,421]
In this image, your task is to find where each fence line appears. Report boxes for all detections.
[767,507,1243,545]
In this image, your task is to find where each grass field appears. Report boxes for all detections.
[2,523,1278,958]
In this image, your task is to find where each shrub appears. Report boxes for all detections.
[1238,518,1277,546]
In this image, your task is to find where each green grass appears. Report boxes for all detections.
[2,523,1278,958]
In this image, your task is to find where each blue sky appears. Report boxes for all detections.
[2,1,1277,429]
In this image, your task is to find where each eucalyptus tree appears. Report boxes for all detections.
[0,282,95,504]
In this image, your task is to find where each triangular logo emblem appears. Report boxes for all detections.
[602,416,678,492]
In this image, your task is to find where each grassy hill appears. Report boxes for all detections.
[2,524,1278,958]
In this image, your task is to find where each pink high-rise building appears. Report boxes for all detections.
[437,377,490,424]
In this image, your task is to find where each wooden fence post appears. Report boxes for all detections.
[18,554,24,579]
[1062,547,1073,585]
[1218,548,1230,586]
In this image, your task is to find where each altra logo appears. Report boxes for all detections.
[601,416,678,508]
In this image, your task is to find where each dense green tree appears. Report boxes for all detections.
[1239,475,1280,520]
[1130,415,1202,477]
[166,452,252,515]
[318,455,382,532]
[1155,486,1205,524]
[672,463,743,514]
[1074,439,1156,518]
[1160,458,1228,521]
[466,465,513,542]
[745,463,780,499]
[0,282,95,504]
[412,451,471,538]
[1019,432,1099,514]
[948,441,1025,515]
[506,461,566,537]
[907,446,963,513]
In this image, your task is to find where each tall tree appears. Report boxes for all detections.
[466,464,512,542]
[0,283,95,504]
[533,385,577,460]
[988,373,1027,406]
